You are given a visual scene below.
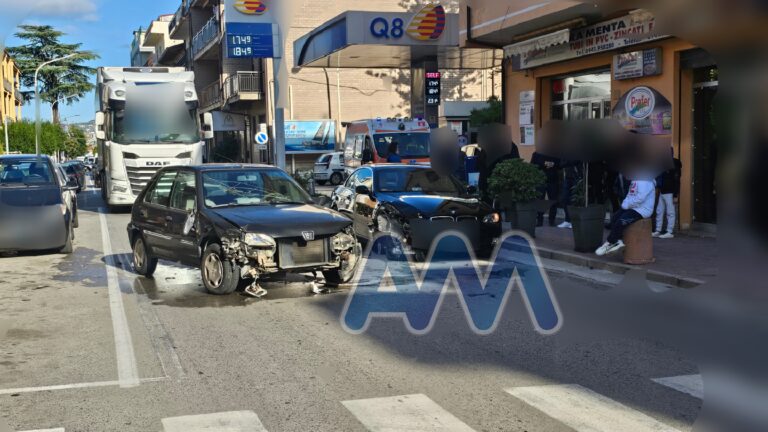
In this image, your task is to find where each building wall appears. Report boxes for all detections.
[0,52,22,126]
[503,37,700,228]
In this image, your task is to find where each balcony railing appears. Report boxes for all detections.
[3,78,13,94]
[224,72,264,101]
[15,90,23,104]
[199,80,222,110]
[191,16,220,58]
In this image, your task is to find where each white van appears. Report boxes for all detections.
[313,152,346,185]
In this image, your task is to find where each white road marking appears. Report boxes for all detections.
[342,394,476,432]
[652,374,704,399]
[99,209,141,388]
[506,384,682,432]
[0,377,167,396]
[19,429,65,432]
[161,411,267,432]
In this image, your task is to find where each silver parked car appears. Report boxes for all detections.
[0,155,79,254]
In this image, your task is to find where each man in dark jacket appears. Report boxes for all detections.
[531,152,560,226]
[653,149,683,238]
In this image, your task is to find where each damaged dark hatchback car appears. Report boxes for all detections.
[127,165,361,297]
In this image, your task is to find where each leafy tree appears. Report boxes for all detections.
[470,96,503,127]
[64,125,88,157]
[0,120,67,155]
[7,25,99,124]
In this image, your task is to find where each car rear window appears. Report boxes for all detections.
[0,159,55,186]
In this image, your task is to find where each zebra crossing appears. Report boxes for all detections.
[19,374,701,432]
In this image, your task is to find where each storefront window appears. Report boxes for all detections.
[551,71,611,121]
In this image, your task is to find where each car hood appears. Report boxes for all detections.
[377,193,491,218]
[210,204,352,238]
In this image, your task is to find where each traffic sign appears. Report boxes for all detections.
[256,131,269,145]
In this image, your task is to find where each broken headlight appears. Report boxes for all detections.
[244,233,276,249]
[331,231,356,254]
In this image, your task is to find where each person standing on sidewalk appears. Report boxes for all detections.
[596,176,657,256]
[653,148,683,238]
[531,151,560,226]
[557,160,581,229]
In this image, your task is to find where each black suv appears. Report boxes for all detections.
[127,164,361,296]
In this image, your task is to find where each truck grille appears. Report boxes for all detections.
[278,238,330,269]
[125,166,163,195]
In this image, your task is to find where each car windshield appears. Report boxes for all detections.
[112,108,200,144]
[375,168,463,195]
[202,169,312,208]
[0,158,55,186]
[373,133,430,158]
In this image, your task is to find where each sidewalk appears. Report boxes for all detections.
[530,225,717,288]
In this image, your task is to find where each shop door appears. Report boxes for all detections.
[693,83,718,225]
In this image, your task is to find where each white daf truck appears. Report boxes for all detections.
[94,67,213,208]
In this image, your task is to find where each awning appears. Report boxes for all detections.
[294,11,500,70]
[503,28,570,58]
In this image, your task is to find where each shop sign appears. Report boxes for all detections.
[613,86,672,135]
[614,48,662,80]
[370,4,446,41]
[517,14,664,69]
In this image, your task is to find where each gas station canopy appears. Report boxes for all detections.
[294,10,499,69]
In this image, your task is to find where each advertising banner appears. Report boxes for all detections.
[285,120,336,154]
[612,86,672,135]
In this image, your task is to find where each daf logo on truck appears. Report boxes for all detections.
[94,67,214,210]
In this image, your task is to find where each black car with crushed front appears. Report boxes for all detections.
[127,164,361,297]
[331,165,502,260]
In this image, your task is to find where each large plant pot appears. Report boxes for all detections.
[568,204,606,252]
[504,201,539,238]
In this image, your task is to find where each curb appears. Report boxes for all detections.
[535,247,705,289]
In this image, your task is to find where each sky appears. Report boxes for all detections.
[1,0,178,123]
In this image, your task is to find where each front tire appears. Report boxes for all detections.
[323,241,362,287]
[132,236,158,277]
[60,224,74,254]
[201,243,240,295]
[330,172,343,186]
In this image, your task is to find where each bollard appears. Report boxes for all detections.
[623,218,655,265]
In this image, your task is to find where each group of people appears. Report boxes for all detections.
[530,147,682,256]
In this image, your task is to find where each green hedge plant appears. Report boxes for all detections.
[488,159,545,203]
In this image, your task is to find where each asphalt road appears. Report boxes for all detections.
[0,179,703,432]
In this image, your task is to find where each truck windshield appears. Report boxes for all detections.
[112,108,200,144]
[373,133,430,159]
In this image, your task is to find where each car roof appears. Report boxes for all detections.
[362,164,433,170]
[0,154,53,160]
[170,163,281,172]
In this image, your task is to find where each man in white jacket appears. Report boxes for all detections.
[596,177,656,256]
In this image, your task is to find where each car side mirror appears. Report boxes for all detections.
[183,208,197,235]
[66,178,79,189]
[355,185,371,196]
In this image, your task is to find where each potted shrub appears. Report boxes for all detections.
[488,159,546,237]
[567,165,606,252]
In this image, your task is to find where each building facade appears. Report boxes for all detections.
[1,51,23,125]
[461,1,717,232]
[137,0,497,172]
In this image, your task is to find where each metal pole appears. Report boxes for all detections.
[3,115,9,154]
[273,57,286,169]
[34,54,77,156]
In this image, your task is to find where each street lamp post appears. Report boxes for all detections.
[53,94,79,119]
[35,53,77,156]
